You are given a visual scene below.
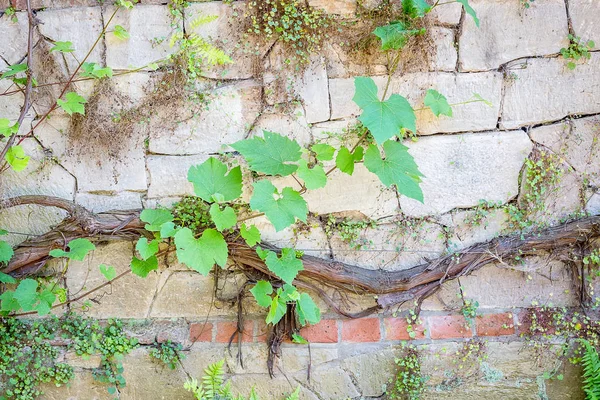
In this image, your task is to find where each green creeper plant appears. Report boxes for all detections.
[150,340,184,370]
[561,34,595,70]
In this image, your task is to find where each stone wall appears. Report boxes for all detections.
[1,0,599,398]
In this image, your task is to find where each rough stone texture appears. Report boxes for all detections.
[148,80,262,155]
[459,0,568,71]
[341,349,396,397]
[296,55,330,123]
[255,216,330,258]
[250,106,313,148]
[446,208,509,251]
[37,7,104,71]
[429,2,462,25]
[308,0,356,15]
[0,11,29,65]
[0,204,67,246]
[569,0,600,45]
[501,54,600,128]
[106,5,180,70]
[460,261,577,309]
[330,72,503,134]
[587,192,600,215]
[36,116,148,192]
[301,365,360,399]
[146,154,208,198]
[39,370,113,400]
[228,374,319,400]
[430,27,458,72]
[0,77,25,120]
[323,42,387,79]
[66,242,160,318]
[331,221,446,271]
[400,131,532,217]
[75,191,143,213]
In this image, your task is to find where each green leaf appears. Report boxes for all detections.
[0,271,16,284]
[34,289,55,315]
[113,25,130,40]
[159,221,178,238]
[250,280,273,308]
[353,77,416,144]
[80,62,113,79]
[297,160,327,189]
[174,228,228,275]
[1,63,27,79]
[140,209,174,232]
[296,292,321,325]
[48,238,96,261]
[240,223,261,247]
[457,0,479,27]
[364,141,424,202]
[373,22,425,51]
[99,264,117,281]
[0,241,14,264]
[249,180,308,232]
[292,333,309,344]
[424,89,452,117]
[335,147,355,175]
[5,145,29,172]
[209,203,237,231]
[13,279,38,311]
[311,143,335,161]
[57,92,86,116]
[0,119,19,138]
[262,248,304,284]
[50,41,75,53]
[231,130,302,176]
[131,255,158,278]
[402,0,431,18]
[265,292,287,325]
[0,291,20,313]
[188,157,242,203]
[135,238,159,260]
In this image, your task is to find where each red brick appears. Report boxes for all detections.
[341,318,381,342]
[299,319,338,343]
[476,313,515,337]
[428,315,472,339]
[189,322,213,343]
[384,317,426,340]
[216,321,253,343]
[255,320,269,343]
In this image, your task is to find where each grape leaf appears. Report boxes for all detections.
[457,0,479,27]
[292,333,309,344]
[240,223,261,247]
[13,279,38,311]
[0,240,13,264]
[34,289,56,316]
[364,140,424,202]
[296,292,321,325]
[57,92,86,116]
[262,248,304,284]
[250,180,308,232]
[131,255,158,278]
[373,22,425,51]
[231,130,302,176]
[353,77,416,144]
[160,221,178,238]
[0,119,19,138]
[49,238,96,261]
[135,238,159,260]
[402,0,431,18]
[335,146,363,176]
[0,291,20,313]
[1,63,27,79]
[188,157,242,203]
[99,264,117,281]
[174,228,228,275]
[424,89,453,117]
[5,145,29,172]
[297,159,327,189]
[209,203,237,231]
[0,271,16,284]
[140,209,174,232]
[80,62,113,79]
[250,280,273,308]
[265,292,287,325]
[50,41,75,53]
[311,143,335,161]
[113,25,130,40]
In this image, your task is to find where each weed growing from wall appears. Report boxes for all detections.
[561,34,595,70]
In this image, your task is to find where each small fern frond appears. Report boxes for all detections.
[580,339,600,400]
[284,386,301,400]
[190,14,219,30]
[202,359,225,398]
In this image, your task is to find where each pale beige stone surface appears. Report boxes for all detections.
[0,11,30,65]
[0,204,67,246]
[569,0,600,45]
[146,154,209,198]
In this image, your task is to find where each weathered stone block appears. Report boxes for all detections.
[501,54,600,128]
[459,0,568,71]
[430,27,457,72]
[569,0,600,45]
[0,11,29,65]
[250,106,313,148]
[300,365,360,399]
[106,5,181,70]
[75,192,143,213]
[66,242,160,319]
[459,261,577,309]
[0,77,25,120]
[148,80,262,155]
[35,116,148,192]
[0,204,67,246]
[296,55,330,123]
[587,192,600,215]
[400,131,532,217]
[341,349,396,397]
[330,71,503,134]
[254,216,330,258]
[146,154,209,198]
[446,208,508,251]
[429,1,463,25]
[308,0,356,15]
[39,370,113,400]
[37,7,104,71]
[228,374,319,399]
